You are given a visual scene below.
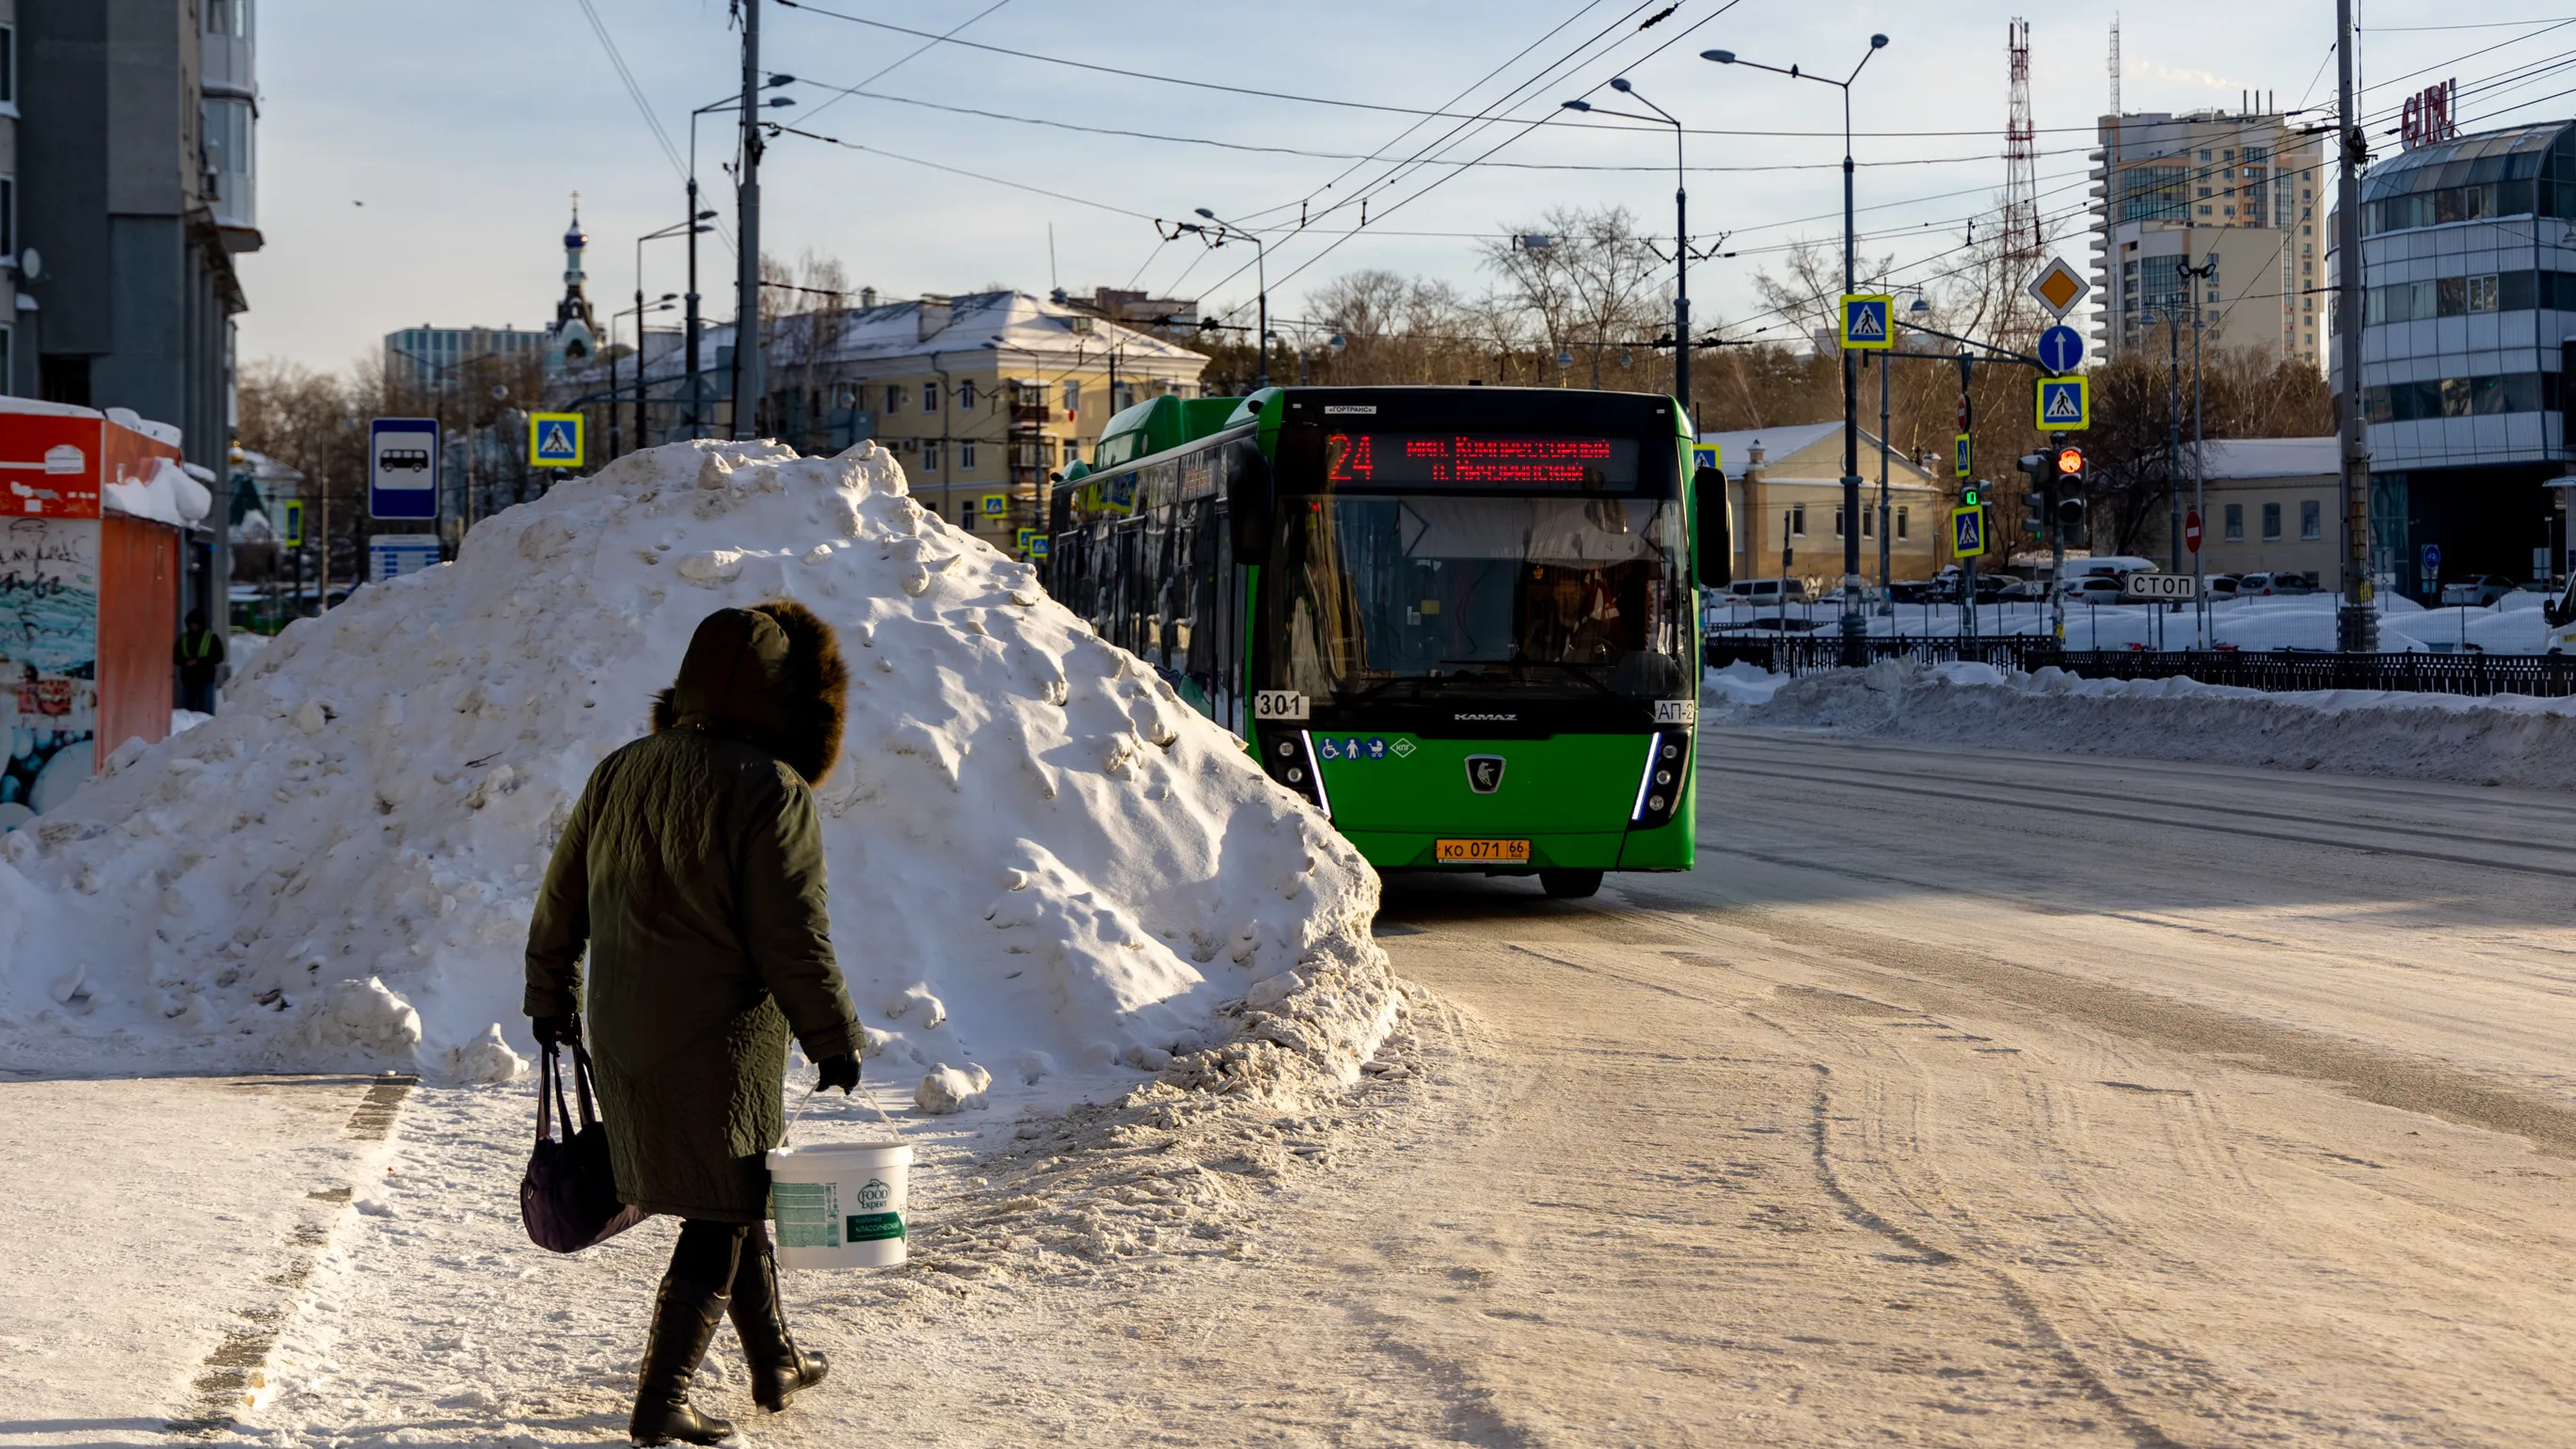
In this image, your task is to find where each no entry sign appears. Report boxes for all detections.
[2185,510,2202,554]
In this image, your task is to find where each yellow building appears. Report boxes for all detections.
[679,292,1210,553]
[1699,422,1950,590]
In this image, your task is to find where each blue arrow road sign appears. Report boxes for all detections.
[2038,325,2085,374]
[369,417,439,520]
[2422,543,2442,574]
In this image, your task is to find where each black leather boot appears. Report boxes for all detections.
[628,1275,736,1446]
[729,1228,829,1411]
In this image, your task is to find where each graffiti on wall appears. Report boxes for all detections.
[0,516,99,830]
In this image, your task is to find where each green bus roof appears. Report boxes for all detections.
[1091,390,1269,470]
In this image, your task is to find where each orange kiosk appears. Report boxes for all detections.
[0,398,193,829]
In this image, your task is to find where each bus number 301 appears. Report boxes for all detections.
[1253,691,1311,722]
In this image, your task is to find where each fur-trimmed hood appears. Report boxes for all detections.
[650,598,849,786]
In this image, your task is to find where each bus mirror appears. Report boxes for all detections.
[1693,465,1730,589]
[1227,438,1274,564]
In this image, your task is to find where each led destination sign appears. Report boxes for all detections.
[1322,432,1642,491]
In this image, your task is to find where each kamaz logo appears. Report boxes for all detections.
[1454,712,1518,722]
[1465,756,1505,793]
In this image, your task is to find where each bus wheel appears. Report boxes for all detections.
[1539,869,1603,900]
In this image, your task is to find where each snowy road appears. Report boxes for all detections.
[20,728,2576,1446]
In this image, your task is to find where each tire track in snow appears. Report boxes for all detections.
[165,1073,415,1438]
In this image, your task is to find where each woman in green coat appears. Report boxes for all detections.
[525,599,864,1447]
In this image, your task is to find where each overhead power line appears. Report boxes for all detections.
[770,0,2104,136]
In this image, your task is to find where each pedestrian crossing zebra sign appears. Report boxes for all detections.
[2035,376,2090,431]
[529,412,585,468]
[1838,294,1893,352]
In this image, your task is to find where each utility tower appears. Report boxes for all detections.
[2004,20,2042,262]
[2107,15,2121,116]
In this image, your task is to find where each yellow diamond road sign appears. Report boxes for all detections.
[2027,257,2091,318]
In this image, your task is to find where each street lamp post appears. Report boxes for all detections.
[611,295,679,458]
[1707,34,1889,665]
[635,217,704,454]
[1177,209,1267,388]
[1561,77,1691,417]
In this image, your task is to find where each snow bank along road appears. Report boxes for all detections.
[13,726,2576,1445]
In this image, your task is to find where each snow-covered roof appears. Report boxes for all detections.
[2191,437,2338,480]
[1696,421,1941,485]
[605,290,1209,390]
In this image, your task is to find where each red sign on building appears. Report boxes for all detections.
[2401,79,2458,152]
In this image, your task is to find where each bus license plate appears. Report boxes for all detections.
[1436,838,1530,864]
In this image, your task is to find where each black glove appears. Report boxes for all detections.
[816,1053,861,1094]
[531,1013,578,1048]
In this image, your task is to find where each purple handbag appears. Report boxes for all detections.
[520,1040,645,1252]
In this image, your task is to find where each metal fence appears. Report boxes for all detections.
[1707,636,2576,699]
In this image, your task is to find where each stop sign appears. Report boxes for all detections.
[2185,510,2202,553]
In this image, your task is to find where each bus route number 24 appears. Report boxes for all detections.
[1253,690,1311,722]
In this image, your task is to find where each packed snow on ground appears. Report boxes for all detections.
[1709,589,2574,654]
[1707,656,2576,790]
[0,438,1400,1118]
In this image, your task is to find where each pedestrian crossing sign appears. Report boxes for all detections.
[1838,294,1893,351]
[1692,444,1722,475]
[281,499,304,549]
[981,493,1009,518]
[2036,375,2090,431]
[529,412,585,468]
[1952,432,1972,478]
[1949,504,1989,559]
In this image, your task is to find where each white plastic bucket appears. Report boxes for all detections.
[766,1139,912,1269]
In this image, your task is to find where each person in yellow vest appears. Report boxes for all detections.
[174,610,225,716]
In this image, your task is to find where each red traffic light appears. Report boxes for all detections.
[2054,446,2085,475]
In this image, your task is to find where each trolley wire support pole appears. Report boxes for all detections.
[2184,256,2214,649]
[2334,0,2377,652]
[732,0,764,441]
[1702,33,1887,668]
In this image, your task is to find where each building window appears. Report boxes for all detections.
[0,25,16,107]
[2465,275,2500,312]
[0,176,13,260]
[922,382,939,412]
[960,441,977,470]
[1862,508,1874,539]
[1896,506,1908,539]
[206,0,251,36]
[1833,507,1844,538]
[2262,502,2282,541]
[1062,379,1081,416]
[921,441,941,472]
[2224,503,2244,540]
[2300,500,2322,540]
[959,501,976,528]
[1789,504,1806,536]
[959,380,977,408]
[883,385,900,413]
[0,325,12,399]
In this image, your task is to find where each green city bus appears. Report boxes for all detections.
[1045,386,1727,898]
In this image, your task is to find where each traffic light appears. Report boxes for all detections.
[2050,445,2088,545]
[2018,452,2052,536]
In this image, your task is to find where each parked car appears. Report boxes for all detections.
[1886,579,1940,604]
[2438,573,2517,607]
[2203,574,2241,599]
[1725,577,1811,604]
[2064,576,2127,605]
[2240,571,2319,597]
[1996,578,2049,600]
[2062,555,2161,581]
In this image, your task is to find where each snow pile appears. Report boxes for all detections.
[1721,657,2576,789]
[0,438,1396,1103]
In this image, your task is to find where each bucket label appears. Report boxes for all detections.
[846,1212,906,1243]
[771,1181,840,1249]
[855,1177,893,1211]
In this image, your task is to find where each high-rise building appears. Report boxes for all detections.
[18,0,260,468]
[383,326,548,392]
[2090,108,2326,367]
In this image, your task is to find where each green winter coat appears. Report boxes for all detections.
[524,600,860,1223]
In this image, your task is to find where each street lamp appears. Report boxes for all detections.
[635,217,705,455]
[1707,33,1889,665]
[1173,208,1267,388]
[1562,75,1692,415]
[610,295,679,459]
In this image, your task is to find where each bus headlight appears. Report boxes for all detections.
[1630,729,1691,828]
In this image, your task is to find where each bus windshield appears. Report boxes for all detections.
[1264,491,1690,702]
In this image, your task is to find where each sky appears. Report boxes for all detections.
[238,0,2574,373]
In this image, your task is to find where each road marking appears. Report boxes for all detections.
[167,1074,417,1437]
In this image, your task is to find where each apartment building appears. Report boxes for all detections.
[2091,109,2326,367]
